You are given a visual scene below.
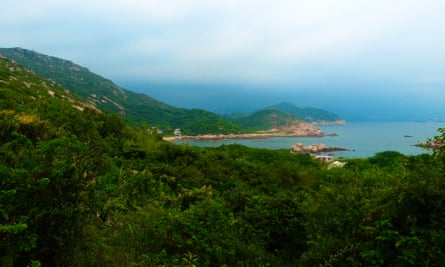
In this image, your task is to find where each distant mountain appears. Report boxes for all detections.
[0,48,240,135]
[266,102,345,125]
[230,109,316,132]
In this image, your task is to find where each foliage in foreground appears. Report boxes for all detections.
[1,99,445,266]
[1,56,445,265]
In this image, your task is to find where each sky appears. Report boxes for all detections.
[2,0,445,120]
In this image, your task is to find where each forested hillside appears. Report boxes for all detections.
[1,54,445,266]
[267,102,344,124]
[230,109,305,131]
[0,48,241,135]
[0,48,342,135]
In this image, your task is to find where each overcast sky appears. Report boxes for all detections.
[2,0,445,119]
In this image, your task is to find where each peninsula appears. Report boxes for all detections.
[164,123,325,141]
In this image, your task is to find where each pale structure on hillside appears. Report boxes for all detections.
[327,161,347,170]
[315,155,334,162]
[174,128,182,136]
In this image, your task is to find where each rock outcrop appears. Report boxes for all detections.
[259,121,324,137]
[291,143,348,154]
[415,141,444,149]
[164,122,325,141]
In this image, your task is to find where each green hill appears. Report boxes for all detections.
[230,109,307,131]
[266,102,344,124]
[0,48,341,134]
[0,54,93,113]
[0,47,240,135]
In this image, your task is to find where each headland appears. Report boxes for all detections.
[164,123,327,141]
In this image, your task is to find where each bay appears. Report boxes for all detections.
[174,121,445,158]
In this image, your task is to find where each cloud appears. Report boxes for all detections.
[2,0,445,91]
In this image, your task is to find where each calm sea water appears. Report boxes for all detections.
[175,122,445,158]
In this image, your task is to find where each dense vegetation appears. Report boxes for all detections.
[229,109,304,131]
[2,53,445,266]
[266,102,343,123]
[0,48,240,135]
[0,48,344,136]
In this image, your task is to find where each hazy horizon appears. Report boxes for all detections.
[118,81,443,122]
[2,0,445,121]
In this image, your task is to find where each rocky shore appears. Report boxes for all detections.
[415,141,444,149]
[164,123,326,141]
[163,132,324,141]
[290,143,348,154]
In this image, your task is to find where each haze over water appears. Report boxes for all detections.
[177,122,444,158]
[2,1,445,122]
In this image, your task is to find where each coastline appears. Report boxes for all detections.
[164,119,337,142]
[163,132,329,141]
[415,141,444,149]
[164,122,442,158]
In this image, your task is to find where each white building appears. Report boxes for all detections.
[174,128,182,136]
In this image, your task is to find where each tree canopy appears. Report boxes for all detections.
[2,53,445,266]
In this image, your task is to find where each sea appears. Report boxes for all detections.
[174,121,445,158]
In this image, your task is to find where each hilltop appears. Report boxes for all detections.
[229,109,323,135]
[266,102,346,125]
[226,102,346,129]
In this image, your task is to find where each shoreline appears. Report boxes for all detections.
[415,141,444,149]
[163,132,336,142]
